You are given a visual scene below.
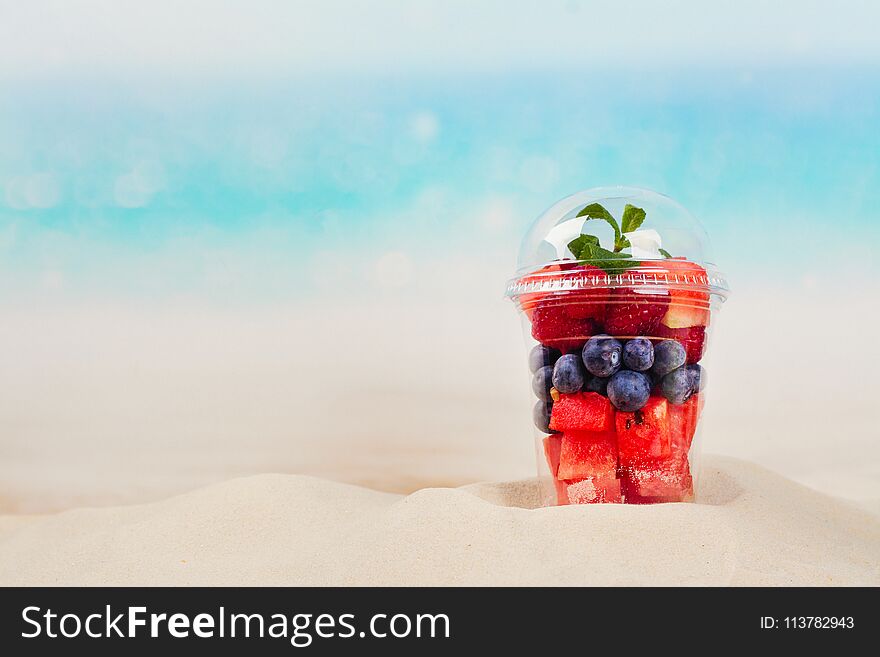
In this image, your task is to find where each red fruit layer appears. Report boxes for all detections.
[518,263,566,320]
[558,264,608,322]
[657,324,706,364]
[616,397,671,466]
[544,392,703,506]
[564,477,622,504]
[520,264,606,318]
[668,393,703,454]
[556,431,618,481]
[531,303,600,353]
[660,260,710,329]
[543,434,563,477]
[550,392,614,433]
[542,435,569,505]
[620,457,693,502]
[603,289,670,338]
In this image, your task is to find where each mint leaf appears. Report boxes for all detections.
[620,204,646,234]
[570,202,655,264]
[658,248,672,258]
[588,245,641,273]
[575,203,621,245]
[590,245,623,259]
[567,234,599,259]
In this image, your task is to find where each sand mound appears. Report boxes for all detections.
[1,456,877,586]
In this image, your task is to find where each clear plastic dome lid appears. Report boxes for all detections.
[506,186,729,305]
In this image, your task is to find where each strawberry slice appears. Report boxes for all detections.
[603,288,670,338]
[660,259,710,329]
[517,263,565,320]
[531,304,600,353]
[657,325,706,364]
[559,264,607,322]
[525,264,607,351]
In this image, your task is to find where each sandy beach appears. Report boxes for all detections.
[1,456,877,586]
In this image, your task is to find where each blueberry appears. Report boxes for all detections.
[533,401,556,433]
[582,335,623,378]
[552,354,585,394]
[528,344,561,373]
[607,370,651,412]
[532,365,554,401]
[661,367,694,405]
[585,375,609,396]
[686,364,706,393]
[651,340,686,378]
[622,338,654,372]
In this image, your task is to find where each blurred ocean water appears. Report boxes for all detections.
[3,69,878,303]
[2,0,880,303]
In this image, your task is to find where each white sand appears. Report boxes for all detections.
[1,455,877,586]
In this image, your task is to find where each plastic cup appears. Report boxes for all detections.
[506,187,729,505]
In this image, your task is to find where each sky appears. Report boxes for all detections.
[1,1,879,303]
[3,1,879,76]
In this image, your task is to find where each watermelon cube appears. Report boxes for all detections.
[565,477,622,504]
[616,396,671,466]
[550,392,614,432]
[542,435,569,505]
[543,434,563,477]
[556,431,618,481]
[620,457,693,503]
[668,393,703,455]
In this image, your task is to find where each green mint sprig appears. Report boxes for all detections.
[575,203,624,249]
[566,202,670,273]
[620,204,646,234]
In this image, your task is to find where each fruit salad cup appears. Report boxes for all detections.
[506,187,729,505]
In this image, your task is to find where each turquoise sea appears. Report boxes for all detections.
[2,11,879,303]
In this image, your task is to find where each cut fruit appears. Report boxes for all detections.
[565,477,622,504]
[543,434,563,477]
[531,302,600,353]
[657,324,706,364]
[616,396,671,465]
[562,299,606,322]
[660,301,709,329]
[620,457,693,503]
[558,264,608,322]
[604,288,670,338]
[542,435,569,505]
[662,302,710,330]
[550,392,614,432]
[518,263,564,320]
[660,260,710,329]
[556,431,618,481]
[668,393,703,454]
[554,485,571,506]
[519,264,606,324]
